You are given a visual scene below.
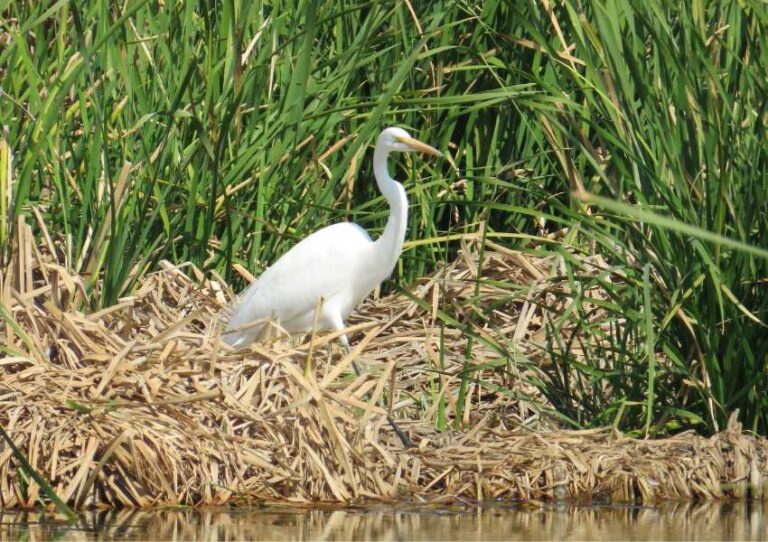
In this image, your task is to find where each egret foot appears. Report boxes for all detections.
[387,415,415,449]
[349,351,414,449]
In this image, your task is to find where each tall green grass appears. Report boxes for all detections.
[1,0,766,435]
[518,0,768,436]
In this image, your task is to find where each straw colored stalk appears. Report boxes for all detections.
[0,235,766,508]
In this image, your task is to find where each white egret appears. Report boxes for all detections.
[222,127,442,349]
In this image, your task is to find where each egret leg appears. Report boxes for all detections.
[386,415,415,449]
[331,319,413,448]
[340,334,363,376]
[331,314,360,376]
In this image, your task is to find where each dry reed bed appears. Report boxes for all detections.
[0,232,766,508]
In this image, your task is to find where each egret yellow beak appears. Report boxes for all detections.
[397,135,443,157]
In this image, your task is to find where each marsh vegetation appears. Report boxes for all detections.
[1,0,767,510]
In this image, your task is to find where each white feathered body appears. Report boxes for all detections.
[223,222,393,348]
[221,126,438,350]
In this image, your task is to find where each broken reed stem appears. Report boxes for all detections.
[0,242,766,509]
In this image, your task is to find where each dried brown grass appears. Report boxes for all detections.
[0,226,766,508]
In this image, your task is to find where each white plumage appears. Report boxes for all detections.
[222,127,441,350]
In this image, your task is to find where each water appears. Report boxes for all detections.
[0,500,765,541]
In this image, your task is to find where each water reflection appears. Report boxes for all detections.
[0,500,765,541]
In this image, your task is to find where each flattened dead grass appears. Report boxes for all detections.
[0,229,766,508]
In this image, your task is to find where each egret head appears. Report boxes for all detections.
[378,127,442,156]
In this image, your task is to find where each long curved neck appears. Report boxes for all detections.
[372,144,408,277]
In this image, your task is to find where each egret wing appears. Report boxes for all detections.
[223,223,374,345]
